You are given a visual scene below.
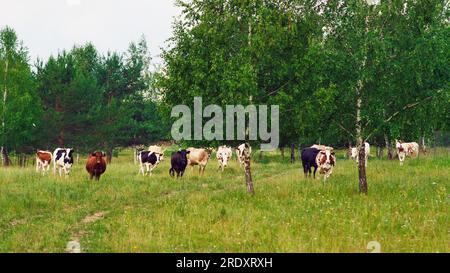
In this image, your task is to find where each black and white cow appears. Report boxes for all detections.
[301,147,336,181]
[301,147,320,179]
[53,148,74,177]
[137,150,164,176]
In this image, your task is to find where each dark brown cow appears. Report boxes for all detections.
[86,151,107,181]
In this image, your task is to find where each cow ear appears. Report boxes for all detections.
[91,152,96,156]
[186,150,190,154]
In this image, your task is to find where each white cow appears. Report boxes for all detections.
[53,148,74,177]
[148,145,164,155]
[216,145,232,172]
[315,148,336,181]
[395,140,419,165]
[311,144,334,151]
[350,142,371,167]
[236,143,252,167]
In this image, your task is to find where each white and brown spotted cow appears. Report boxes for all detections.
[236,143,252,168]
[350,142,370,167]
[36,150,52,175]
[216,145,232,172]
[395,140,419,165]
[315,148,336,181]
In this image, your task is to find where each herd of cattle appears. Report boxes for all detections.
[34,140,420,181]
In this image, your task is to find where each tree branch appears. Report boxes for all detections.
[335,121,355,139]
[265,81,291,98]
[364,95,435,142]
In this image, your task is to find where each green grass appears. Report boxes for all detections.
[0,148,448,253]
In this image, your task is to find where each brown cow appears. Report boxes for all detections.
[86,151,107,181]
[36,150,52,174]
[186,147,212,175]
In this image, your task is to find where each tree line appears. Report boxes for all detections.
[0,28,169,165]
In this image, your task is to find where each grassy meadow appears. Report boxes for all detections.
[0,147,448,253]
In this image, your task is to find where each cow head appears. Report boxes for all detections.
[91,151,105,164]
[156,152,164,162]
[395,140,405,152]
[65,148,74,164]
[217,146,232,167]
[178,149,190,164]
[205,148,213,159]
[319,149,335,166]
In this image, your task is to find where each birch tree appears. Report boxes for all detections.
[322,0,449,194]
[0,26,42,166]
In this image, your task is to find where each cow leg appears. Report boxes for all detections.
[324,170,331,181]
[313,167,317,179]
[36,160,40,173]
[399,154,405,165]
[146,164,150,176]
[303,163,309,178]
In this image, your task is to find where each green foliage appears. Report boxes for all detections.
[322,0,449,143]
[0,26,43,153]
[159,0,449,148]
